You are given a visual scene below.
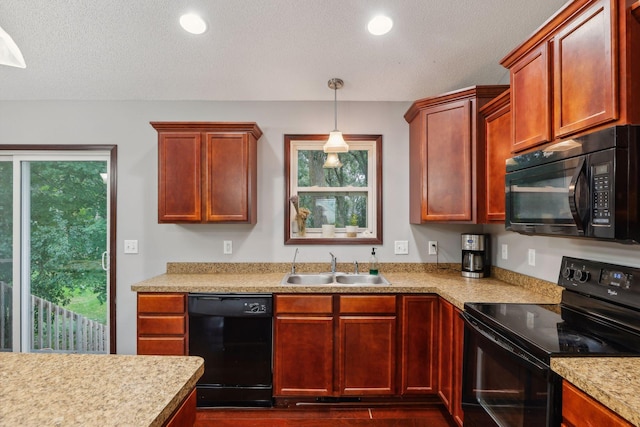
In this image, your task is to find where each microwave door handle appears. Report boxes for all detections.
[568,157,587,234]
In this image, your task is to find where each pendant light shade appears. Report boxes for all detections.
[322,78,349,156]
[0,24,26,68]
[323,152,343,168]
[324,131,349,153]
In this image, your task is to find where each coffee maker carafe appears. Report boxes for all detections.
[461,234,490,278]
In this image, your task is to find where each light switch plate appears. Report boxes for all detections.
[223,240,232,255]
[394,240,409,255]
[124,239,138,254]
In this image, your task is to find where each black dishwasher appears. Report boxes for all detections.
[188,293,273,407]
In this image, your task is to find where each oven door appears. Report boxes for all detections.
[505,154,589,237]
[462,313,561,427]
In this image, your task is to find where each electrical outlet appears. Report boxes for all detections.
[528,248,536,266]
[428,241,438,255]
[223,240,232,255]
[124,240,138,254]
[501,244,508,260]
[394,240,409,255]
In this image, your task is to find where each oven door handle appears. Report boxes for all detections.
[568,156,587,235]
[463,313,548,374]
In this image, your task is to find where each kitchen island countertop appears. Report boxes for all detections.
[0,352,204,427]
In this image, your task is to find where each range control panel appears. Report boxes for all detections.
[559,256,640,309]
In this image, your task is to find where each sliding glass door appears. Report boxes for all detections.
[1,152,112,353]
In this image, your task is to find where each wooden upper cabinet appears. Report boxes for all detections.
[157,132,202,222]
[405,85,508,224]
[502,0,640,152]
[553,0,617,137]
[479,89,512,223]
[510,44,551,152]
[152,122,262,224]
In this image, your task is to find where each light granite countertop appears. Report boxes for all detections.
[131,264,563,310]
[0,353,204,427]
[552,358,640,426]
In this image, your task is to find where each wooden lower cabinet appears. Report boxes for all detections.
[274,294,443,402]
[438,298,464,426]
[273,295,334,396]
[274,294,404,398]
[137,293,188,355]
[562,381,632,427]
[165,388,197,427]
[338,314,396,395]
[399,295,438,395]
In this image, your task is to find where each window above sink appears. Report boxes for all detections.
[284,134,382,245]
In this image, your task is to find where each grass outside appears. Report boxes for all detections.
[66,288,107,324]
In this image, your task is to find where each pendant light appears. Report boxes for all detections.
[323,78,349,168]
[323,152,343,169]
[0,24,26,68]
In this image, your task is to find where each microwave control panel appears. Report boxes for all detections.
[591,162,612,225]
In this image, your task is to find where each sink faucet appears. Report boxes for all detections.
[354,261,359,274]
[329,252,337,273]
[291,248,299,274]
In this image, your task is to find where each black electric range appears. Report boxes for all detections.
[461,256,640,427]
[465,256,640,362]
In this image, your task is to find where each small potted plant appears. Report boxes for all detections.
[346,213,359,237]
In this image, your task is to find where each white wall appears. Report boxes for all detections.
[4,100,638,354]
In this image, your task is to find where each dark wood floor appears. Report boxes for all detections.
[195,405,457,427]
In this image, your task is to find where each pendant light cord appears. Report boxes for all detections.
[333,83,338,131]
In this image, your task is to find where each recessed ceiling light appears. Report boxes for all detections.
[180,13,207,35]
[367,15,393,36]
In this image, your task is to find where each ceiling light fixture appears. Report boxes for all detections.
[180,13,207,35]
[323,78,348,168]
[367,15,393,36]
[0,24,26,68]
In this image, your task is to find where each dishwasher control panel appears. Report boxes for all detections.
[244,301,269,314]
[188,294,273,317]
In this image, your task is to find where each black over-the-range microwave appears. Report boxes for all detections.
[505,125,640,243]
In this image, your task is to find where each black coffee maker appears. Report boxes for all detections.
[461,233,490,278]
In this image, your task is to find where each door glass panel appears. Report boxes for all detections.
[0,160,12,351]
[26,161,108,353]
[462,325,550,426]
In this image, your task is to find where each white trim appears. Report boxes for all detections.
[290,139,377,238]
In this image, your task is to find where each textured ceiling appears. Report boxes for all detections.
[0,0,567,101]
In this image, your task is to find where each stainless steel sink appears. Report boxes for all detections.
[334,274,389,285]
[281,272,390,286]
[283,273,334,285]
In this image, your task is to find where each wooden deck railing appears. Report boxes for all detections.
[1,281,106,352]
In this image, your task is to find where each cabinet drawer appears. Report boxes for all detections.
[137,337,186,356]
[276,295,333,314]
[339,295,396,314]
[138,293,186,314]
[138,315,186,335]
